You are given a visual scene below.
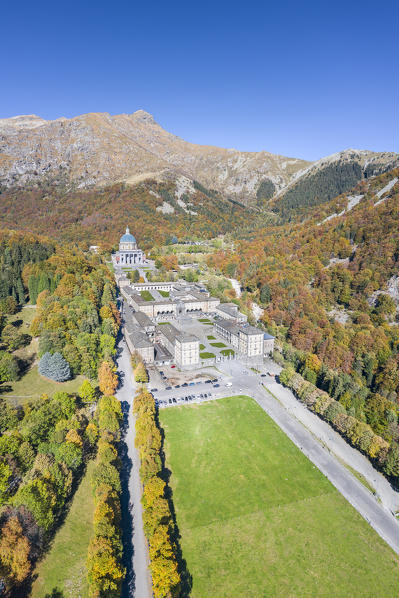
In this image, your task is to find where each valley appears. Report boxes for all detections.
[1,113,399,598]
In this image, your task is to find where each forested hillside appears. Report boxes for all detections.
[208,169,399,476]
[0,228,124,594]
[0,180,254,250]
[269,153,399,221]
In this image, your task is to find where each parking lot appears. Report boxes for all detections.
[148,359,279,408]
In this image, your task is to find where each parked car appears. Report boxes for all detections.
[150,388,158,392]
[189,382,195,386]
[171,365,176,368]
[260,374,267,378]
[166,386,172,390]
[213,383,220,388]
[205,379,211,383]
[225,382,232,387]
[211,378,218,383]
[175,384,181,388]
[184,397,189,402]
[182,382,188,387]
[168,399,172,404]
[172,398,177,403]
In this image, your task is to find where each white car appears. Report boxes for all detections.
[225,382,232,387]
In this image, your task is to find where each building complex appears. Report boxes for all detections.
[116,226,274,369]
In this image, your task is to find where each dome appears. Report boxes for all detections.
[120,226,136,243]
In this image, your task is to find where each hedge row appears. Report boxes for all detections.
[87,395,125,598]
[133,386,180,598]
[280,367,399,480]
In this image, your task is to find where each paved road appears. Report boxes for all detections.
[250,385,399,555]
[266,380,399,512]
[116,337,152,598]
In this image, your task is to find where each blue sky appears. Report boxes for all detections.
[1,0,398,160]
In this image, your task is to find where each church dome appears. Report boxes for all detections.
[120,226,136,243]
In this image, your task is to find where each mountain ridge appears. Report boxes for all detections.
[1,110,398,205]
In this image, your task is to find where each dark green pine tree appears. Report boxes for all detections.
[28,275,39,304]
[16,277,26,305]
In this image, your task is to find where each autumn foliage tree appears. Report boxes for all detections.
[98,361,118,396]
[87,394,124,597]
[0,515,31,590]
[133,386,180,597]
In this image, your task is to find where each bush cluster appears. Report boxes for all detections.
[279,366,399,480]
[133,386,180,598]
[87,394,125,598]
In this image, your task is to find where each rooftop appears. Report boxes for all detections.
[120,226,136,243]
[157,323,198,345]
[131,310,154,328]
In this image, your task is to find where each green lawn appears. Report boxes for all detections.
[160,397,399,598]
[206,335,215,340]
[140,290,155,301]
[158,321,171,326]
[199,344,205,350]
[210,341,226,348]
[30,459,96,598]
[2,306,86,405]
[198,318,212,324]
[8,305,37,327]
[2,367,86,405]
[199,352,215,359]
[220,348,235,356]
[159,290,170,297]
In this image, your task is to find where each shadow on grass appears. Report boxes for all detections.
[158,414,193,597]
[44,590,65,598]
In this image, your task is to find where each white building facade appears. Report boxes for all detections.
[117,227,145,266]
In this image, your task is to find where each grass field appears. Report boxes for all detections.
[2,369,86,405]
[2,306,86,405]
[210,341,226,348]
[206,335,215,340]
[199,352,215,359]
[140,290,155,301]
[220,348,235,356]
[159,290,170,297]
[30,459,95,598]
[160,397,399,598]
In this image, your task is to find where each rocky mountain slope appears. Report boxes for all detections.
[0,110,309,201]
[1,110,398,206]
